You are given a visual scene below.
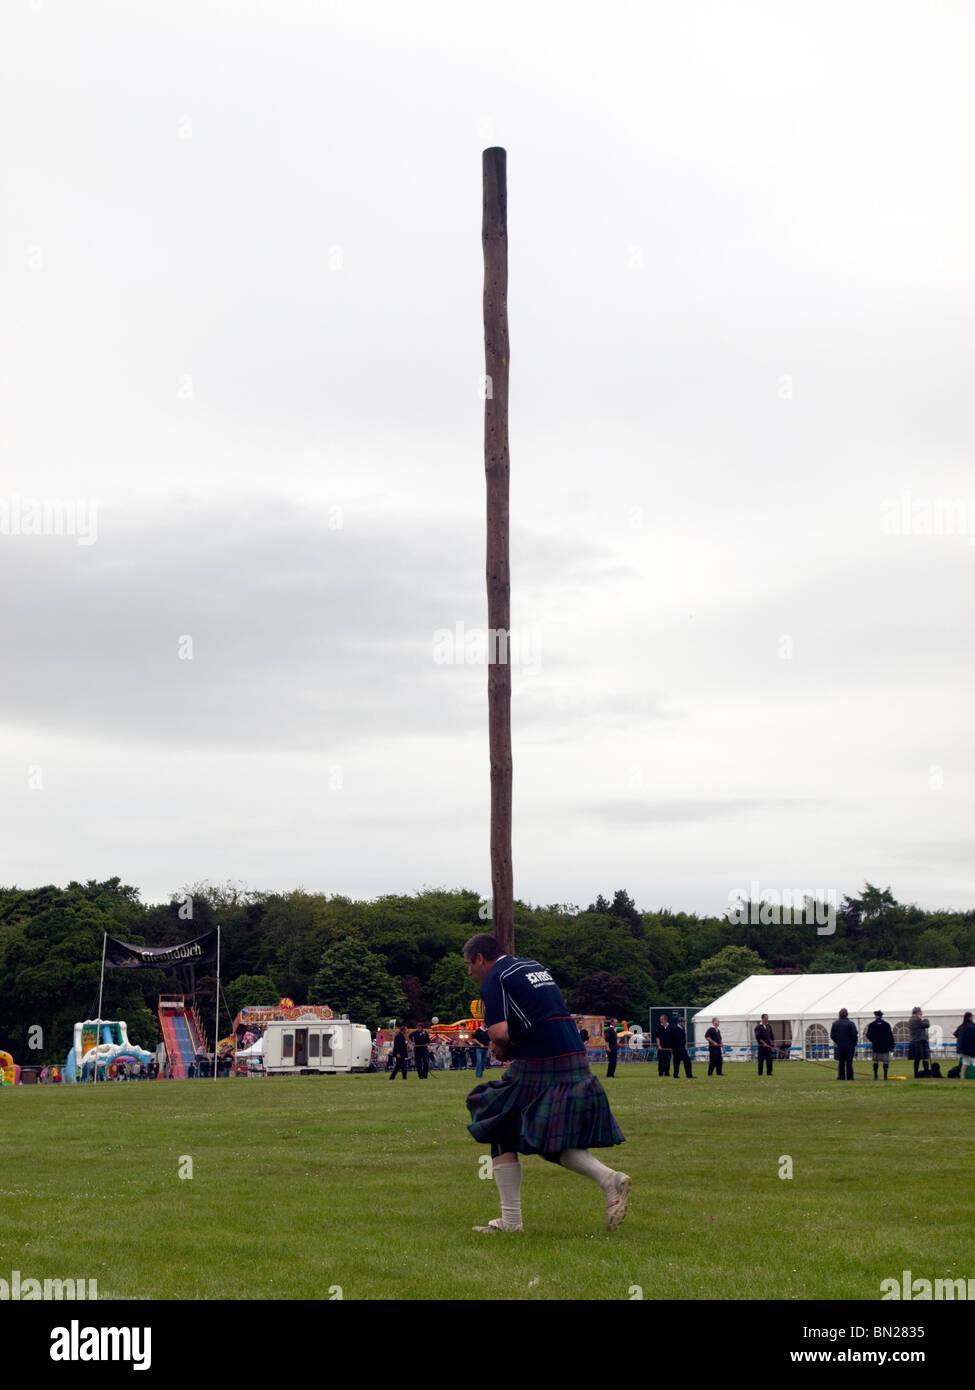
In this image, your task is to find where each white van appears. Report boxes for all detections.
[260,1015,372,1074]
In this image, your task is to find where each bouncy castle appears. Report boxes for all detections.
[64,1020,154,1082]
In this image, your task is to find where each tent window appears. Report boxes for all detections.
[282,1033,294,1058]
[893,1021,911,1046]
[309,1034,320,1058]
[804,1023,829,1058]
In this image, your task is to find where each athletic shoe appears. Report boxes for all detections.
[605,1172,631,1230]
[472,1218,523,1233]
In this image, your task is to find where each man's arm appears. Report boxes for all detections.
[488,1021,512,1061]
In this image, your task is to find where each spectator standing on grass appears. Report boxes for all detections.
[655,1015,671,1077]
[472,1023,490,1078]
[908,1007,931,1078]
[409,1024,433,1080]
[389,1024,409,1081]
[830,1007,858,1081]
[755,1015,775,1076]
[605,1019,619,1079]
[705,1018,724,1076]
[865,1010,895,1082]
[462,934,629,1235]
[670,1017,693,1078]
[953,1012,975,1078]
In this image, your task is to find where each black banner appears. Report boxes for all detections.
[103,931,218,970]
[6,1299,966,1374]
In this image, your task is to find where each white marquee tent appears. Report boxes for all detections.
[691,967,975,1058]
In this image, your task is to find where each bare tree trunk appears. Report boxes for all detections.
[482,147,513,956]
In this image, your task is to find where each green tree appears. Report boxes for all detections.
[642,919,684,980]
[858,883,898,920]
[610,889,643,936]
[224,974,280,1021]
[426,953,474,1022]
[260,891,336,1000]
[399,974,431,1023]
[691,946,769,1005]
[659,970,698,1003]
[0,884,160,1060]
[570,971,630,1015]
[808,946,857,973]
[313,938,406,1034]
[914,928,959,968]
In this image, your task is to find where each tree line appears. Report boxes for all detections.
[0,877,972,1062]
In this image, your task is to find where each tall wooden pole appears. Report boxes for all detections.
[482,147,514,955]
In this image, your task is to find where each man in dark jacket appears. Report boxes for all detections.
[409,1024,432,1080]
[605,1019,619,1079]
[755,1015,775,1075]
[865,1010,895,1081]
[705,1018,724,1075]
[908,1007,931,1078]
[655,1016,671,1077]
[389,1024,409,1081]
[953,1012,975,1078]
[670,1018,693,1078]
[830,1008,858,1080]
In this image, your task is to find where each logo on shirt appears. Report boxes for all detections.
[525,970,553,986]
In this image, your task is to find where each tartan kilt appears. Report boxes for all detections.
[908,1040,930,1061]
[466,1053,624,1160]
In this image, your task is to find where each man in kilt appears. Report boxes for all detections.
[865,1009,895,1081]
[462,934,629,1234]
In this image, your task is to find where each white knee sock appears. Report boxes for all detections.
[559,1148,614,1189]
[493,1160,523,1226]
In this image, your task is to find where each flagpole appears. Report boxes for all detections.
[94,932,107,1085]
[213,925,221,1080]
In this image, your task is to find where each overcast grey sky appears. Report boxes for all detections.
[2,0,973,917]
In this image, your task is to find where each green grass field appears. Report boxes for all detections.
[1,1062,971,1301]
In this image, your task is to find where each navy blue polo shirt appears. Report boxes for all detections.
[480,956,585,1060]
